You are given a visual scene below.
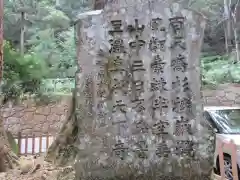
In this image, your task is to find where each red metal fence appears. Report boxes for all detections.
[212,140,239,180]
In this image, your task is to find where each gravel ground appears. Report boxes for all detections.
[0,155,64,180]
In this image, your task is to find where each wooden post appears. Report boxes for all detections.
[218,141,225,179]
[17,132,21,156]
[216,139,238,180]
[39,136,42,153]
[32,134,35,155]
[24,135,28,155]
[46,134,49,149]
[20,11,25,55]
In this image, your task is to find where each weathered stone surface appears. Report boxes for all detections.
[205,97,220,106]
[225,92,237,101]
[36,106,51,116]
[6,117,19,125]
[34,114,47,123]
[51,106,66,115]
[47,114,59,123]
[202,83,240,106]
[235,96,240,104]
[1,98,71,136]
[220,100,235,106]
[202,90,215,97]
[74,1,213,179]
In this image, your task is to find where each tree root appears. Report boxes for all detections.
[6,149,20,168]
[0,143,19,171]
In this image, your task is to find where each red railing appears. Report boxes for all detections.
[213,139,239,180]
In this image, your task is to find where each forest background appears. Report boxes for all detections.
[3,0,240,102]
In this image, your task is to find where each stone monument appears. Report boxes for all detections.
[74,0,214,179]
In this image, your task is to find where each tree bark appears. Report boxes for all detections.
[45,22,82,168]
[224,0,232,54]
[232,0,240,62]
[45,88,79,167]
[20,11,25,56]
[0,0,3,82]
[224,24,230,54]
[0,118,19,172]
[0,0,19,172]
[233,25,240,62]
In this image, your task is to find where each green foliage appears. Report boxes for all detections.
[41,78,75,94]
[2,0,81,102]
[28,27,76,78]
[3,0,240,100]
[3,41,49,102]
[201,55,240,87]
[4,0,78,79]
[55,0,91,18]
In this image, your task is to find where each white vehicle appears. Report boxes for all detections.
[204,106,240,180]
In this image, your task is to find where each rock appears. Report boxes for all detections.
[72,1,213,179]
[41,173,47,180]
[225,92,237,101]
[0,172,6,178]
[56,170,75,180]
[31,164,41,174]
[19,156,34,174]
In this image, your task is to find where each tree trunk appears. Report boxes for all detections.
[0,0,19,172]
[0,0,3,82]
[224,24,230,54]
[233,25,240,62]
[45,86,79,167]
[0,118,19,172]
[232,0,240,62]
[45,23,82,169]
[20,11,25,56]
[224,0,232,54]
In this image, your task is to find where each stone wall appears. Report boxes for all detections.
[1,96,72,136]
[2,84,240,137]
[202,83,240,106]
